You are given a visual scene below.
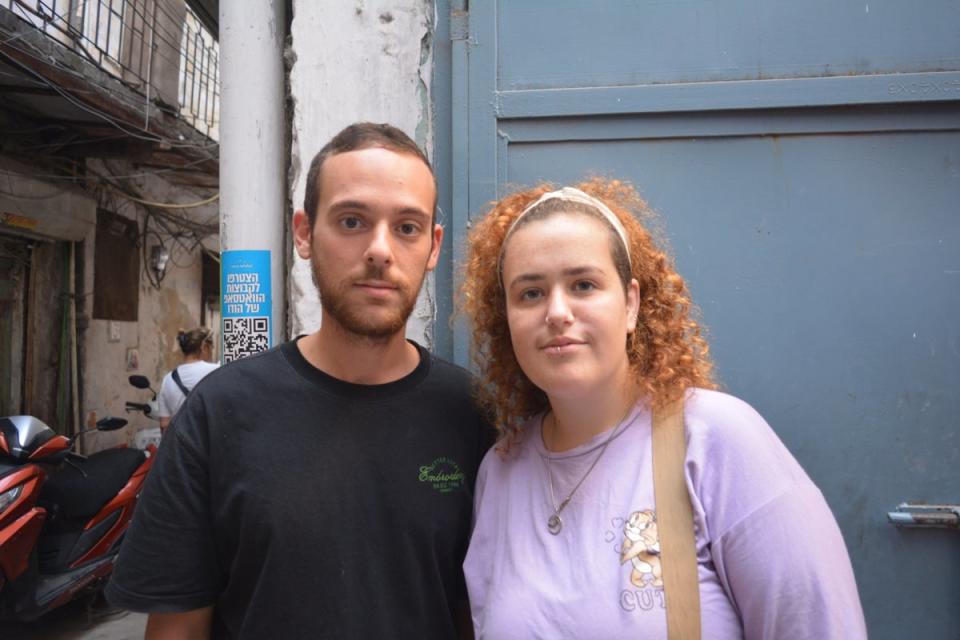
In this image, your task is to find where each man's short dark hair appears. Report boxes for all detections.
[302,122,435,227]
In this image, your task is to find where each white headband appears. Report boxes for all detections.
[499,187,632,268]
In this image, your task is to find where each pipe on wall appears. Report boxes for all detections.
[218,0,287,349]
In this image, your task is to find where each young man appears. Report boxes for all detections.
[106,123,491,639]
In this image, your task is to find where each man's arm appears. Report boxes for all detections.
[145,607,214,640]
[105,395,224,622]
[159,416,170,432]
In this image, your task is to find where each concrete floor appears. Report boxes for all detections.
[4,594,147,640]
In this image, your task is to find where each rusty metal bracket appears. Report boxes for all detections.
[887,503,960,529]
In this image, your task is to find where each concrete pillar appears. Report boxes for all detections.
[219,0,286,358]
[288,1,435,346]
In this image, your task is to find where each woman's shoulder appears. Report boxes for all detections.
[683,388,778,448]
[683,388,814,507]
[685,387,762,422]
[181,360,219,373]
[158,369,176,389]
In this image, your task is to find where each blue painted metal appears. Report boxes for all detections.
[453,0,501,365]
[445,1,960,638]
[448,0,474,366]
[432,0,455,359]
[501,131,960,640]
[497,71,960,118]
[496,0,960,90]
[498,104,960,141]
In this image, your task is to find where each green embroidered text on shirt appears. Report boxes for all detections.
[418,457,465,493]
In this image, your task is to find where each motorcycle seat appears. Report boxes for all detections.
[39,447,146,521]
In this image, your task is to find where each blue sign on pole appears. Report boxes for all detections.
[221,250,271,363]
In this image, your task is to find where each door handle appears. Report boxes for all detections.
[887,503,960,529]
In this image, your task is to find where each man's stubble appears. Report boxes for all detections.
[311,253,425,341]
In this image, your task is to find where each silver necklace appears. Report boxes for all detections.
[542,404,635,535]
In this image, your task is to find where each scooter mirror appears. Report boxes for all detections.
[97,417,128,431]
[129,375,151,389]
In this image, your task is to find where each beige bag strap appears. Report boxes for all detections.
[652,399,701,640]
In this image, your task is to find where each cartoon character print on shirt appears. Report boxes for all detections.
[620,509,663,588]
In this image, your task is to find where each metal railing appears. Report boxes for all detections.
[178,5,218,140]
[3,0,219,140]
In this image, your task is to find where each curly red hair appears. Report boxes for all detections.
[460,178,716,442]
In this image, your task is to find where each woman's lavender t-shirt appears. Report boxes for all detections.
[464,389,866,639]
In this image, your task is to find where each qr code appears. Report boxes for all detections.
[223,317,270,363]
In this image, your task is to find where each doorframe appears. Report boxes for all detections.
[0,233,30,416]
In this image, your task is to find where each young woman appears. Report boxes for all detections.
[460,180,866,639]
[157,327,218,432]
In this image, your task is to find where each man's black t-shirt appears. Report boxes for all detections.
[106,339,491,639]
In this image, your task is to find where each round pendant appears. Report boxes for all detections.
[547,513,563,535]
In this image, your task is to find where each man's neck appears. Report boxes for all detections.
[297,321,421,385]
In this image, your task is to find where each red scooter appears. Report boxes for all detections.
[0,414,154,620]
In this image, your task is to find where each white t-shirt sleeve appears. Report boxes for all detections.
[156,372,181,418]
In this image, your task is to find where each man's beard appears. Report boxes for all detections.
[312,257,422,340]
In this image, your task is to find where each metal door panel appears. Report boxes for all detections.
[501,126,960,637]
[449,1,960,637]
[498,0,960,89]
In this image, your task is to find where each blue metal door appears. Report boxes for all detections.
[448,2,960,637]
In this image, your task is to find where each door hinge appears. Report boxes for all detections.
[451,10,469,42]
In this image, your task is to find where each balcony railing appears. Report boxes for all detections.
[179,5,217,140]
[4,0,219,140]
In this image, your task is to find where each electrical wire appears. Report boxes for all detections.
[0,123,65,134]
[5,2,150,79]
[0,154,214,181]
[0,167,91,182]
[107,184,219,209]
[1,2,221,249]
[0,7,222,149]
[0,56,169,149]
[0,28,29,46]
[0,5,197,109]
[0,40,219,152]
[140,214,165,289]
[1,155,218,243]
[8,0,195,83]
[101,165,217,230]
[1,170,71,198]
[14,132,127,152]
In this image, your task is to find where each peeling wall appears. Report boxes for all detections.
[80,257,203,451]
[80,159,217,451]
[0,157,97,241]
[288,0,437,345]
[80,232,205,452]
[23,241,68,428]
[0,153,215,452]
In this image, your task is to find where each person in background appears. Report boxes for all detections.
[460,179,866,639]
[156,327,218,433]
